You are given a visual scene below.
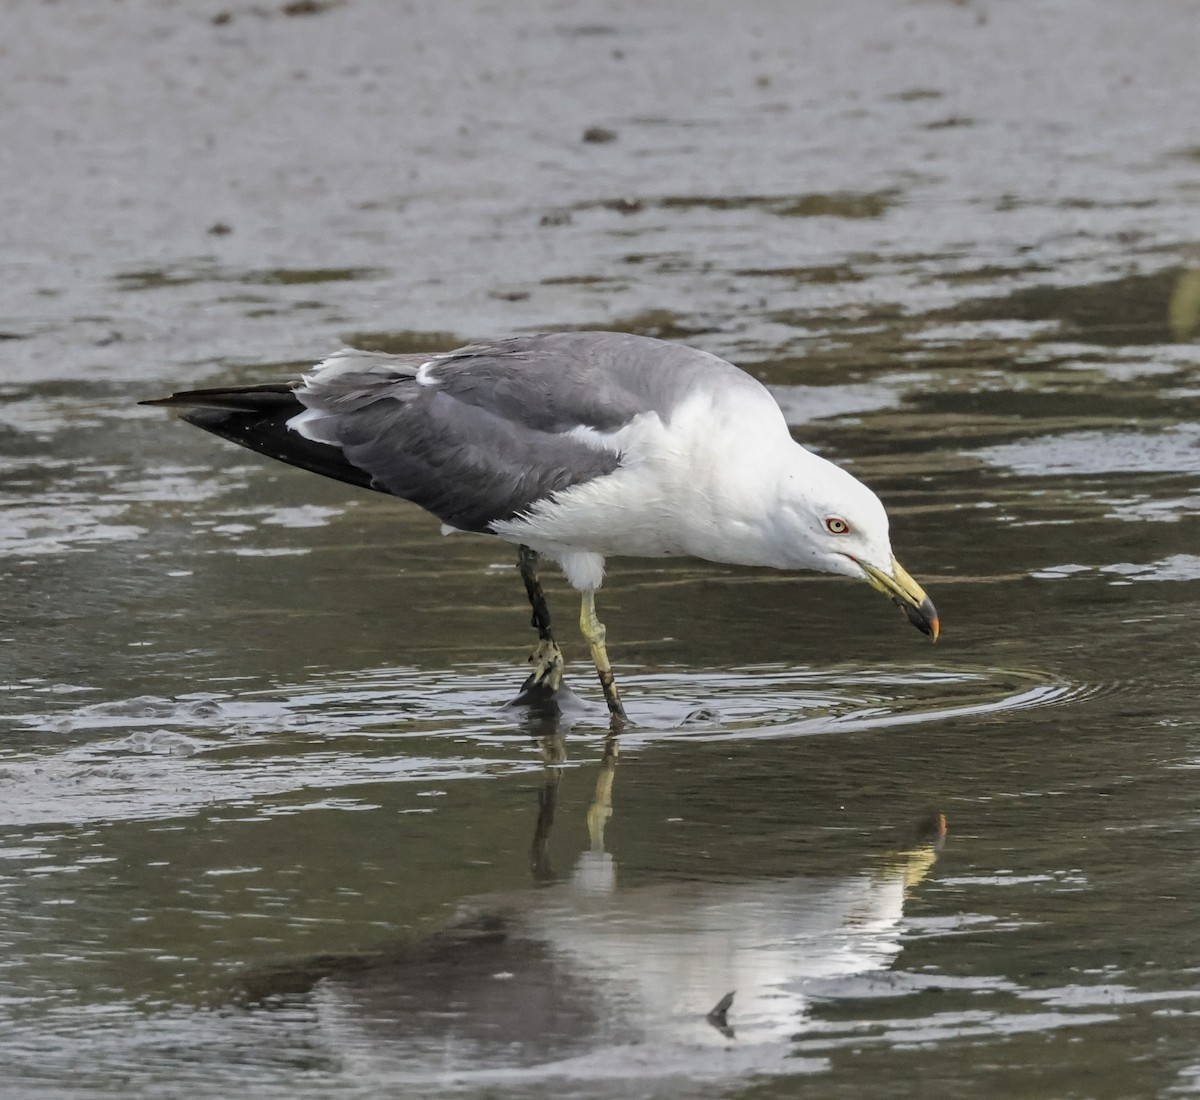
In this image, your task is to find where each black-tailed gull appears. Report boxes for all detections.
[144,331,938,725]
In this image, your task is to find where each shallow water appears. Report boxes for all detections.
[3,1,1200,1097]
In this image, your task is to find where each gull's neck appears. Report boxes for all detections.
[675,430,833,570]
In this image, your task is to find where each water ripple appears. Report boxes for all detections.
[0,663,1102,828]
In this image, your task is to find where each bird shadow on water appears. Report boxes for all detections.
[223,712,950,1095]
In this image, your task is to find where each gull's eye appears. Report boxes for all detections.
[825,516,851,535]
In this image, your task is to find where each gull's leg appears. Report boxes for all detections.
[586,735,619,849]
[579,589,628,727]
[575,734,618,894]
[530,732,565,882]
[518,545,564,693]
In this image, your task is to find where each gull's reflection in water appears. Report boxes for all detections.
[240,711,946,1089]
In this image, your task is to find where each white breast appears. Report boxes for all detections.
[491,384,797,569]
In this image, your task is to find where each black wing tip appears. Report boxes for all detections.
[139,383,297,412]
[143,389,377,495]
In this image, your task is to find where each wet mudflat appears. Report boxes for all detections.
[2,1,1200,1097]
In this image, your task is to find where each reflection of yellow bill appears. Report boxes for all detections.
[854,556,940,640]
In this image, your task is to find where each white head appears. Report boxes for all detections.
[774,449,939,639]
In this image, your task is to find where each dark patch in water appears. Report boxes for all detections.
[539,274,626,288]
[254,267,381,286]
[890,87,944,102]
[116,266,382,291]
[936,261,1055,285]
[925,115,975,130]
[231,910,621,1064]
[942,269,1192,346]
[280,0,345,16]
[657,190,898,219]
[555,23,620,38]
[735,264,865,284]
[337,330,466,354]
[572,309,714,341]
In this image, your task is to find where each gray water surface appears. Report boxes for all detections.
[2,2,1200,1097]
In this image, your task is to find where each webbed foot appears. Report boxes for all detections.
[520,638,564,695]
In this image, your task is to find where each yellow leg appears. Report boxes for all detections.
[579,590,628,727]
[586,735,619,850]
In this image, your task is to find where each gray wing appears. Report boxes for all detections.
[291,332,755,533]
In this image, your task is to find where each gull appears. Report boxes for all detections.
[143,331,938,725]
